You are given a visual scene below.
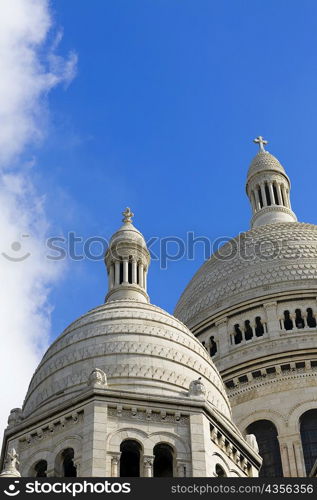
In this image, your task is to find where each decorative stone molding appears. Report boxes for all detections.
[245,434,259,453]
[19,411,83,451]
[210,425,252,475]
[107,406,189,425]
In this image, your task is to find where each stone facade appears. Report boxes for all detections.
[0,208,261,478]
[175,142,317,477]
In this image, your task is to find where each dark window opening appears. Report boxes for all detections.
[244,320,253,341]
[119,261,123,284]
[255,317,264,337]
[281,188,286,206]
[247,420,283,477]
[136,264,140,285]
[266,367,276,375]
[128,259,133,284]
[265,183,271,206]
[258,187,263,208]
[238,375,248,383]
[153,443,174,477]
[273,184,279,204]
[225,380,235,389]
[300,409,317,475]
[210,336,217,356]
[62,449,77,477]
[215,464,227,477]
[307,308,316,328]
[35,460,47,477]
[295,309,305,329]
[120,440,141,477]
[281,364,291,372]
[252,370,262,378]
[234,324,243,345]
[283,311,293,331]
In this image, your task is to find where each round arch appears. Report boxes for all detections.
[238,409,286,437]
[287,401,317,434]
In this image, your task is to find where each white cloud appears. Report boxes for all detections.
[0,0,77,444]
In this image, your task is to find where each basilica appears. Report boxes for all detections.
[1,138,316,478]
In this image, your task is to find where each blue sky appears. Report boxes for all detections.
[25,0,317,339]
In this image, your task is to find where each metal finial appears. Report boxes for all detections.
[122,207,134,223]
[253,136,268,152]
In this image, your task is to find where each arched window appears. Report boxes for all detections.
[120,440,141,477]
[283,311,293,331]
[246,420,283,477]
[62,448,77,477]
[153,443,174,477]
[307,308,316,328]
[255,317,264,337]
[295,309,305,329]
[234,324,243,345]
[215,464,227,477]
[244,320,253,341]
[210,336,217,356]
[300,409,317,475]
[34,460,47,477]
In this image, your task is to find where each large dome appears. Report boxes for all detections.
[175,222,317,329]
[23,299,231,420]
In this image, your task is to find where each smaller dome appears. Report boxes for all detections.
[109,207,147,249]
[247,151,286,180]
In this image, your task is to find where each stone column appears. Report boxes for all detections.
[276,184,283,205]
[279,434,305,477]
[123,259,128,283]
[132,261,137,284]
[215,319,229,355]
[277,437,291,477]
[111,453,121,477]
[260,184,267,207]
[143,268,147,291]
[281,185,288,207]
[109,264,114,290]
[115,261,120,286]
[139,263,144,287]
[189,414,210,476]
[143,456,154,477]
[254,189,261,211]
[268,182,275,205]
[263,302,278,338]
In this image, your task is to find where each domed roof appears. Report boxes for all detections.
[247,151,286,180]
[175,222,317,328]
[109,207,147,249]
[23,299,231,420]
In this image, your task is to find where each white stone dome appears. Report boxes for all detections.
[247,151,286,180]
[175,222,317,329]
[23,299,231,420]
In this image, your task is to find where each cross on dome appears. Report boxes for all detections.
[253,136,268,152]
[122,207,134,223]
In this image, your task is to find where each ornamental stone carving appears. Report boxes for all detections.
[7,408,22,428]
[0,449,21,477]
[188,378,206,398]
[88,368,107,388]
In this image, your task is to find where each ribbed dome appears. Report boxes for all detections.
[175,222,317,328]
[247,151,286,180]
[23,299,231,420]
